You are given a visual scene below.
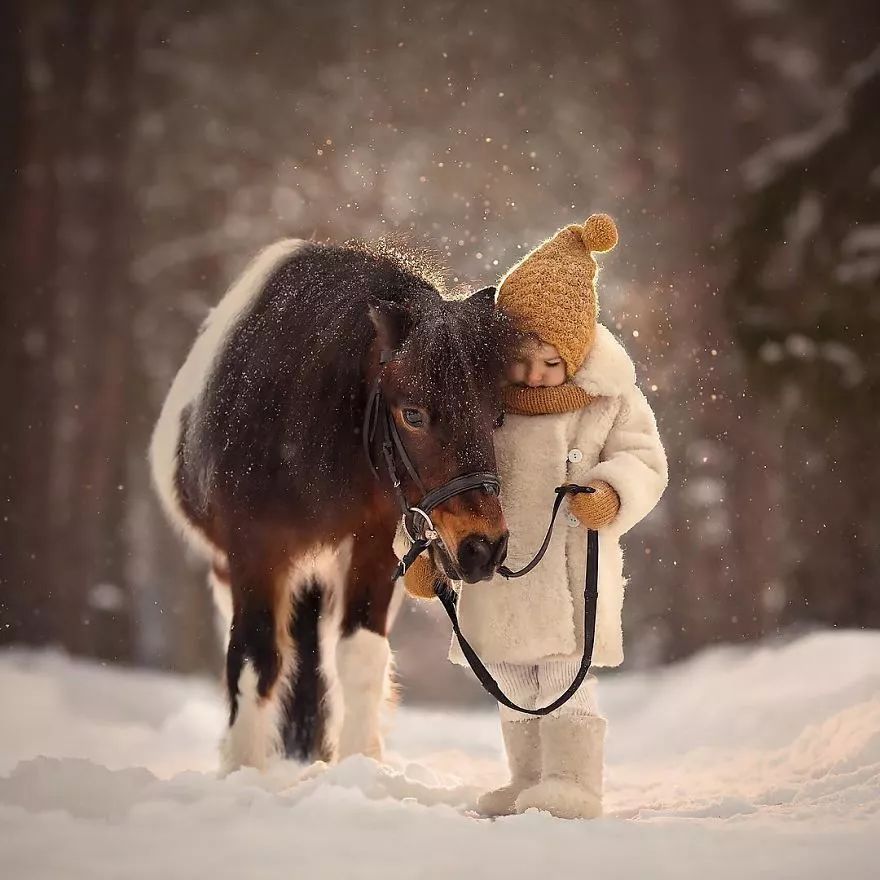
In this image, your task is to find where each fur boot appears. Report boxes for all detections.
[515,714,605,819]
[477,717,541,817]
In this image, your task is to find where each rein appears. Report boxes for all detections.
[396,485,599,716]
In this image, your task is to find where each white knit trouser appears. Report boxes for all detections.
[487,661,600,722]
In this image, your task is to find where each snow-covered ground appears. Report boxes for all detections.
[1,631,878,879]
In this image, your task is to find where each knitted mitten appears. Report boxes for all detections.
[402,555,445,600]
[477,717,541,817]
[568,481,620,529]
[515,714,606,820]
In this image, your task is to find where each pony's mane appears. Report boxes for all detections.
[189,241,513,509]
[347,236,450,295]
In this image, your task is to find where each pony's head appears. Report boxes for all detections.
[369,287,514,583]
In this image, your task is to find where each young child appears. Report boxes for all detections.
[401,214,667,819]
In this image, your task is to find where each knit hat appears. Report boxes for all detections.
[496,213,618,377]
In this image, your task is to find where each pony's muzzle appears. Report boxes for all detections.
[457,531,509,582]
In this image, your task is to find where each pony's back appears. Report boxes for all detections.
[148,238,309,553]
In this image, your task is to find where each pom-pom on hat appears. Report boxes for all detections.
[496,213,618,377]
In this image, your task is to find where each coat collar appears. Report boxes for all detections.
[571,324,636,397]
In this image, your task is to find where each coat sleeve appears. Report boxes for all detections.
[584,386,668,536]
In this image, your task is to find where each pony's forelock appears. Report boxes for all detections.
[399,294,515,431]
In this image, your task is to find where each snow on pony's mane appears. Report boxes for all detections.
[347,235,450,296]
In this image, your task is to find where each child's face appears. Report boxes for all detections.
[506,339,567,387]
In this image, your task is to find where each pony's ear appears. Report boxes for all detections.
[466,286,496,312]
[368,299,412,350]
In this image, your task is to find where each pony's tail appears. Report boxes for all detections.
[148,238,310,553]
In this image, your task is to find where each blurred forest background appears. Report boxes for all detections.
[1,0,878,704]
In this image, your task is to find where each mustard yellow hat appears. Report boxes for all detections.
[496,213,618,377]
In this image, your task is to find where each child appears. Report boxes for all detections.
[401,214,667,819]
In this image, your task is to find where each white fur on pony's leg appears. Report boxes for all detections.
[220,662,285,775]
[314,589,344,763]
[336,629,392,760]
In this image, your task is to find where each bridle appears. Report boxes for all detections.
[364,346,600,718]
[363,348,501,562]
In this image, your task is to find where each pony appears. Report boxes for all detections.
[149,238,514,771]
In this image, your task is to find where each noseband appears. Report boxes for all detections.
[363,348,501,548]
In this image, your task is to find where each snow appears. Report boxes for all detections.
[743,46,880,192]
[742,111,844,189]
[838,224,880,285]
[1,631,878,878]
[758,336,866,386]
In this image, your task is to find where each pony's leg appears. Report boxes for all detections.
[337,531,397,761]
[279,541,350,765]
[336,629,392,760]
[220,552,293,775]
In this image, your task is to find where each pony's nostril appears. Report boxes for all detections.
[458,533,508,581]
[458,535,492,577]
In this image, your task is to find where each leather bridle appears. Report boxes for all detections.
[363,348,501,552]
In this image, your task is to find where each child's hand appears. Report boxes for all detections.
[568,481,620,529]
[403,555,447,600]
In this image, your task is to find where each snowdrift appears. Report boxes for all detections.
[1,631,878,879]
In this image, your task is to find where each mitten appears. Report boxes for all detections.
[403,554,446,600]
[568,481,620,529]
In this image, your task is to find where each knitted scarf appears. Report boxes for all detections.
[502,383,594,416]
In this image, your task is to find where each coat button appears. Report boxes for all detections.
[567,448,583,463]
[566,513,580,527]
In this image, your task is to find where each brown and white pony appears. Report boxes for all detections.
[149,239,513,772]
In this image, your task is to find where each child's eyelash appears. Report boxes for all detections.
[545,360,561,367]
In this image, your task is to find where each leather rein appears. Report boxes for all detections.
[365,348,599,716]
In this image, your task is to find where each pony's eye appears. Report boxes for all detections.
[402,408,425,428]
[494,412,506,429]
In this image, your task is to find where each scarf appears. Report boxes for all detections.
[502,383,595,415]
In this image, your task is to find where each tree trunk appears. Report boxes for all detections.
[0,1,140,662]
[0,1,66,647]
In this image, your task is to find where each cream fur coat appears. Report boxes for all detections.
[450,324,668,668]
